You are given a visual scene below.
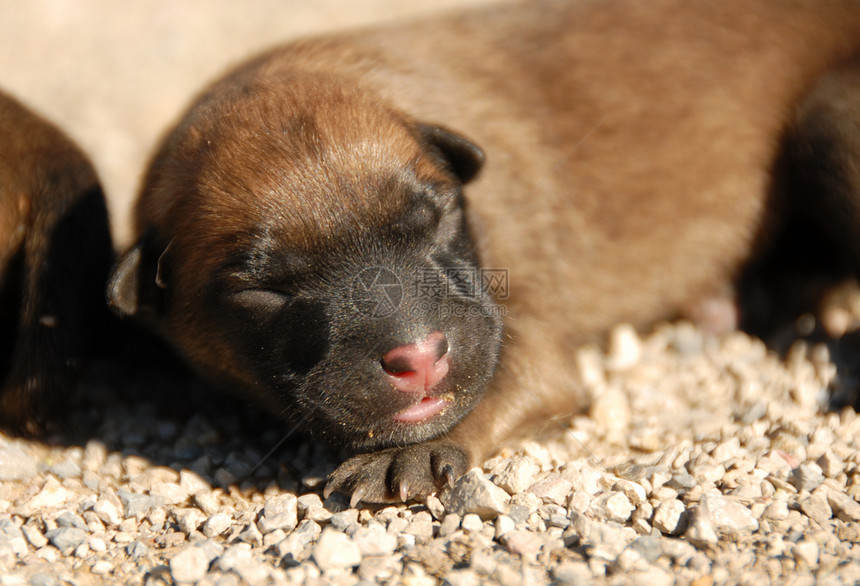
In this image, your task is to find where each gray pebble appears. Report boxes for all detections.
[118,489,157,519]
[442,469,510,520]
[55,511,87,531]
[788,462,825,492]
[507,504,531,526]
[237,522,263,546]
[667,472,697,492]
[629,535,663,562]
[329,509,358,533]
[45,528,86,552]
[49,458,82,480]
[127,540,149,559]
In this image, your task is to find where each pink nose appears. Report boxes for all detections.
[381,332,450,394]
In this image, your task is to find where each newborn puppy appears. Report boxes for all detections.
[0,90,113,434]
[110,0,860,503]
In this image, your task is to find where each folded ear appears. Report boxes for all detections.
[107,232,168,319]
[418,123,485,184]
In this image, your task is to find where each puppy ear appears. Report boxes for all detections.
[107,232,168,318]
[418,123,485,184]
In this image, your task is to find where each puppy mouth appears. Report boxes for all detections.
[392,393,454,423]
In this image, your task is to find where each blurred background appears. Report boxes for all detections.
[0,0,492,245]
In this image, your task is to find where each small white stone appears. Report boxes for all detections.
[170,546,209,583]
[202,513,233,538]
[816,451,844,478]
[150,483,189,506]
[603,493,634,523]
[589,387,632,435]
[494,515,516,539]
[91,560,113,575]
[710,438,741,463]
[179,470,211,495]
[353,525,397,556]
[20,525,47,549]
[788,462,824,492]
[461,514,484,534]
[606,324,642,370]
[610,478,647,506]
[16,477,74,516]
[763,499,789,521]
[527,474,573,506]
[92,500,122,526]
[493,458,540,494]
[175,508,205,535]
[502,530,542,557]
[652,499,686,534]
[793,540,819,567]
[312,528,361,570]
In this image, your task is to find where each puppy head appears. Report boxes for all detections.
[109,75,503,450]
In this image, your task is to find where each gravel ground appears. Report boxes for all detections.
[1,319,859,585]
[4,2,860,585]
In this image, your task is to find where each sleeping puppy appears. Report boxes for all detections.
[109,0,860,503]
[0,89,113,434]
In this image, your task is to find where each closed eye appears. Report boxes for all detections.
[230,289,291,316]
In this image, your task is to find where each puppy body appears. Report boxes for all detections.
[112,0,860,501]
[0,90,113,433]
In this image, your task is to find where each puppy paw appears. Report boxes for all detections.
[0,369,70,437]
[325,441,470,506]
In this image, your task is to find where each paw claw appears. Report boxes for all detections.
[327,441,470,504]
[349,486,366,509]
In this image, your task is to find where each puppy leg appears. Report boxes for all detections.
[738,57,860,348]
[0,186,112,434]
[0,96,113,434]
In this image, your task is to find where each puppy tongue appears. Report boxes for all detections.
[393,397,449,423]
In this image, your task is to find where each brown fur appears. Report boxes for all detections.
[111,0,860,502]
[0,89,113,434]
